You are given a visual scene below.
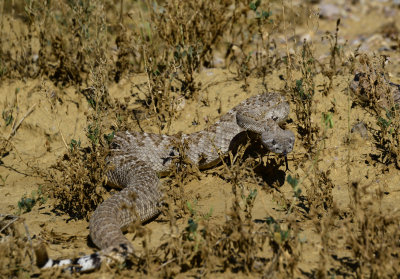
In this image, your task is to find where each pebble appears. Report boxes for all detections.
[351,122,369,140]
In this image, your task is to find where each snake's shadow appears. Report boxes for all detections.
[230,131,288,187]
[253,159,287,187]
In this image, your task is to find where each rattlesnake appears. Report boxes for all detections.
[40,92,295,272]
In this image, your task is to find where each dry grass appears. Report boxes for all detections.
[1,0,400,278]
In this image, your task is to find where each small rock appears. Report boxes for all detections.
[319,3,341,19]
[351,121,369,139]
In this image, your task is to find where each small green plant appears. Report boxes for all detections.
[186,200,198,217]
[321,112,334,149]
[185,218,199,241]
[86,124,113,147]
[172,44,202,94]
[265,216,290,245]
[288,40,319,150]
[287,174,301,213]
[287,174,301,199]
[378,105,399,135]
[104,131,115,144]
[2,109,13,126]
[69,139,81,151]
[17,185,46,214]
[322,112,334,129]
[183,201,212,252]
[87,124,100,145]
[244,188,257,205]
[186,200,213,222]
[250,0,272,21]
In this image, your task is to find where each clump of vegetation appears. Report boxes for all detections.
[345,181,400,278]
[0,215,35,278]
[351,54,400,167]
[44,64,114,219]
[287,40,319,149]
[17,186,46,214]
[45,138,109,219]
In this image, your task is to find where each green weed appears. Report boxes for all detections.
[17,186,46,214]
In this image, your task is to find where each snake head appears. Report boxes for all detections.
[261,127,295,154]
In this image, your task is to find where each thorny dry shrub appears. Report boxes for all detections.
[44,141,109,219]
[350,54,398,110]
[344,182,400,278]
[287,41,320,149]
[0,215,36,277]
[304,167,334,218]
[44,125,113,219]
[0,0,110,84]
[42,56,115,219]
[286,19,348,152]
[152,206,300,278]
[297,118,335,220]
[351,54,400,167]
[145,0,234,93]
